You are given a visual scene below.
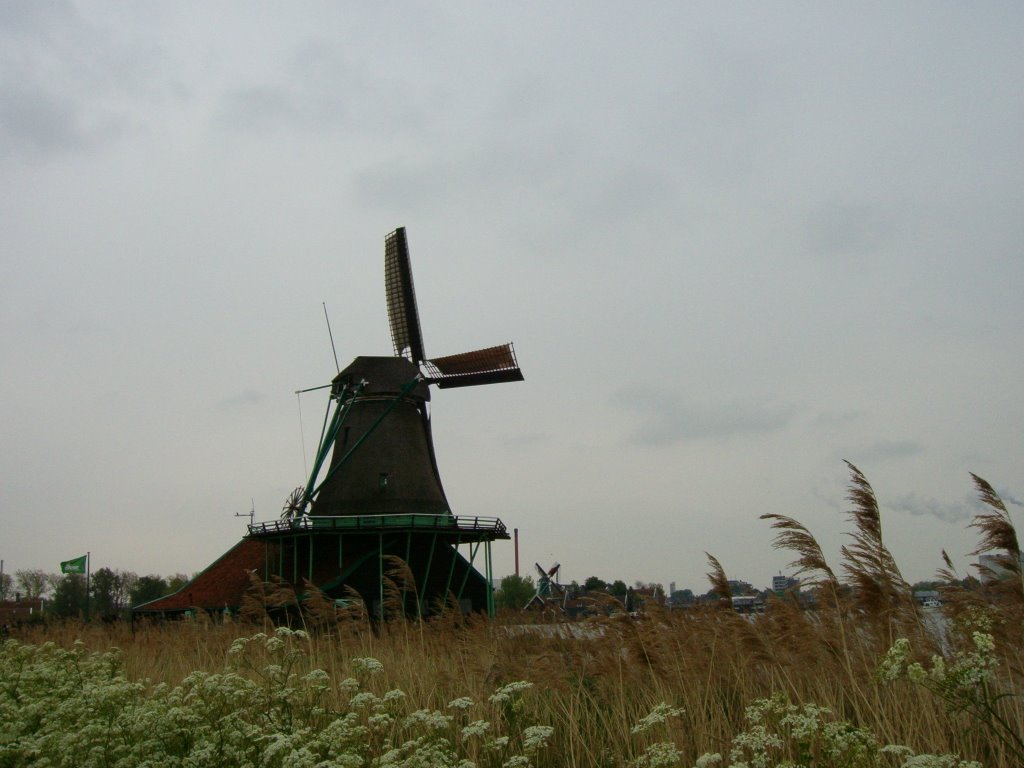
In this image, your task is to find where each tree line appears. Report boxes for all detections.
[0,568,191,619]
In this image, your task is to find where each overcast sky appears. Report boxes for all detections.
[2,2,1022,594]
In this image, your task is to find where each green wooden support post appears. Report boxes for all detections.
[421,533,438,615]
[485,541,494,618]
[456,541,481,602]
[378,533,384,622]
[401,532,412,616]
[443,535,460,609]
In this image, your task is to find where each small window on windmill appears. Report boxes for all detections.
[378,472,390,490]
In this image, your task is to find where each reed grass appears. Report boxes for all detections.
[8,467,1022,767]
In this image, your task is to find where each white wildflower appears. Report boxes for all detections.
[694,753,722,768]
[780,702,829,740]
[900,755,979,768]
[339,676,360,693]
[907,662,927,683]
[882,745,915,757]
[349,691,379,709]
[521,725,554,754]
[352,657,384,675]
[489,680,533,704]
[403,708,452,730]
[461,719,491,741]
[971,631,994,654]
[303,668,330,689]
[632,702,686,735]
[877,638,912,682]
[448,696,475,710]
[634,741,682,768]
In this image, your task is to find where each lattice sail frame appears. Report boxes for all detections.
[384,228,426,363]
[384,227,524,389]
[422,343,524,389]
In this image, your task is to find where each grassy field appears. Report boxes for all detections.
[3,467,1022,767]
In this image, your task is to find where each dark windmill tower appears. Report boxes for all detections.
[251,227,523,618]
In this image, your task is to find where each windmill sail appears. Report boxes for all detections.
[423,343,524,389]
[384,227,426,363]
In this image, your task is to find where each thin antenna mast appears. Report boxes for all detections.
[235,501,255,529]
[323,302,340,373]
[296,392,308,479]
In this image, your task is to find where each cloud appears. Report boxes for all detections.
[217,87,298,133]
[1002,492,1024,509]
[613,387,796,445]
[814,409,864,427]
[857,440,924,462]
[0,84,86,156]
[0,4,167,162]
[889,493,973,524]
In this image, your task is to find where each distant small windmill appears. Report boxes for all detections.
[524,562,565,610]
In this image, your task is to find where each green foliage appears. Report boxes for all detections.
[130,575,171,606]
[496,574,535,612]
[89,568,137,617]
[49,575,87,619]
[13,569,49,600]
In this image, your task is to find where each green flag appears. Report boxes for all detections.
[61,555,87,574]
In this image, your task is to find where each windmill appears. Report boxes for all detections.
[259,227,523,617]
[132,228,522,621]
[524,562,566,610]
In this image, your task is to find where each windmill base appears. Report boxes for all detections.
[132,515,507,620]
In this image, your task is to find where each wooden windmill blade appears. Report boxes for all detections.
[384,227,426,364]
[422,343,524,389]
[384,226,524,389]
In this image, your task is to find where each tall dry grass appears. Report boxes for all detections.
[13,466,1023,767]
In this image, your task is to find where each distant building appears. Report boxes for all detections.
[771,573,799,595]
[727,579,754,595]
[978,554,1024,583]
[912,590,940,605]
[0,597,45,625]
[731,594,764,614]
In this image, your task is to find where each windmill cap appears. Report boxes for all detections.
[332,356,430,399]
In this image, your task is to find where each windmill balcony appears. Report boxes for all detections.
[247,513,509,541]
